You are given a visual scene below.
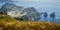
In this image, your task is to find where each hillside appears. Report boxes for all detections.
[0,14,60,30]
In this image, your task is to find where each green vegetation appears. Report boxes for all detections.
[0,14,60,30]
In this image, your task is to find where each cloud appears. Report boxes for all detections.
[0,0,60,3]
[12,0,60,2]
[0,0,14,3]
[0,0,60,8]
[22,0,38,1]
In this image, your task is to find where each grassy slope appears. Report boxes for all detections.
[0,15,60,30]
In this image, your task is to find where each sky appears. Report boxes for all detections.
[0,0,60,7]
[0,0,60,17]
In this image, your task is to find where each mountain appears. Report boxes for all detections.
[0,3,25,18]
[0,3,41,20]
[24,7,41,20]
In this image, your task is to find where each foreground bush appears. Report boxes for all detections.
[0,20,60,30]
[0,15,60,30]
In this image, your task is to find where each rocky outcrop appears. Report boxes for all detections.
[0,3,41,20]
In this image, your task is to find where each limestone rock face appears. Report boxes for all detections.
[1,3,41,20]
[1,3,25,18]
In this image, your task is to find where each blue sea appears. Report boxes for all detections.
[35,15,60,24]
[14,2,60,24]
